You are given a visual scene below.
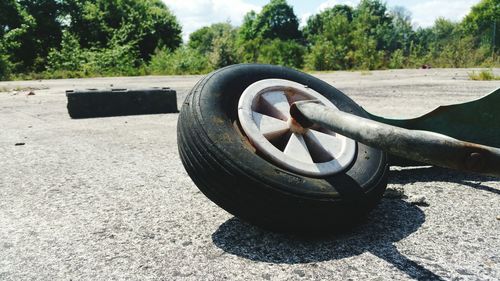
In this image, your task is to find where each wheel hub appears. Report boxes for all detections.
[237,79,357,177]
[288,118,307,135]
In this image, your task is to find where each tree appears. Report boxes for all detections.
[353,0,393,51]
[47,29,143,77]
[306,13,354,70]
[19,0,64,71]
[188,23,239,69]
[303,4,354,43]
[0,0,37,72]
[208,28,239,69]
[303,0,400,70]
[432,18,458,42]
[389,6,414,53]
[426,18,459,57]
[236,0,304,66]
[46,31,85,72]
[247,0,302,41]
[238,11,258,42]
[149,46,208,75]
[0,53,10,80]
[189,23,234,54]
[257,39,305,68]
[306,39,341,70]
[462,0,499,51]
[63,0,182,60]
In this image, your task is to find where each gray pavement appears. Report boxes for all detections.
[0,68,499,280]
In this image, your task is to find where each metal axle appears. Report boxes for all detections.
[290,100,500,177]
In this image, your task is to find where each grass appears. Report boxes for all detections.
[0,86,48,93]
[468,69,500,81]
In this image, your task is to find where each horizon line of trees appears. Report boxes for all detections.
[1,0,498,80]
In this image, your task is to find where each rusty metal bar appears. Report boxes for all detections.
[290,100,500,177]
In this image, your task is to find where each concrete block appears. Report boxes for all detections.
[66,87,178,119]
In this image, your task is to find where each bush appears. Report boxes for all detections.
[46,32,84,72]
[47,31,143,77]
[0,53,12,80]
[208,32,239,69]
[237,38,262,63]
[352,38,385,70]
[389,49,405,69]
[257,39,305,68]
[305,40,337,71]
[305,39,354,71]
[149,47,209,75]
[84,43,142,76]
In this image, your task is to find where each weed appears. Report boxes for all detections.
[468,69,500,80]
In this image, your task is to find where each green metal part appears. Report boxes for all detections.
[366,88,500,148]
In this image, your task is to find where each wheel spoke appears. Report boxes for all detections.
[238,78,358,176]
[284,133,313,163]
[305,129,344,158]
[260,91,291,120]
[252,111,289,140]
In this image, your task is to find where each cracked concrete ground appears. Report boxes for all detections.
[0,68,499,280]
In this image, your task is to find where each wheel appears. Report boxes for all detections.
[177,64,388,233]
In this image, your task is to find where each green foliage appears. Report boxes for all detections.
[47,30,143,77]
[305,13,354,71]
[47,32,85,72]
[304,0,499,71]
[0,53,12,80]
[239,0,302,41]
[468,69,500,80]
[86,42,142,76]
[352,37,385,70]
[19,0,63,71]
[304,4,353,44]
[236,0,304,67]
[237,38,263,63]
[389,49,405,69]
[237,11,258,43]
[305,39,339,70]
[189,23,229,54]
[389,6,414,53]
[0,0,182,78]
[1,0,499,79]
[257,39,305,68]
[189,23,239,69]
[149,47,208,75]
[0,0,37,72]
[64,0,182,60]
[208,30,239,69]
[355,0,393,46]
[462,0,499,50]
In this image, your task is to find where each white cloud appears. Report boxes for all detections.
[164,0,261,41]
[409,0,479,27]
[300,12,312,27]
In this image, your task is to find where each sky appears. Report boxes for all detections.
[163,0,482,41]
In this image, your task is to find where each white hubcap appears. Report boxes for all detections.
[237,79,356,177]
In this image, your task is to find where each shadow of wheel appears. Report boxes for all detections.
[212,199,444,281]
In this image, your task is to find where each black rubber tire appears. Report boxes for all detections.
[177,64,388,233]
